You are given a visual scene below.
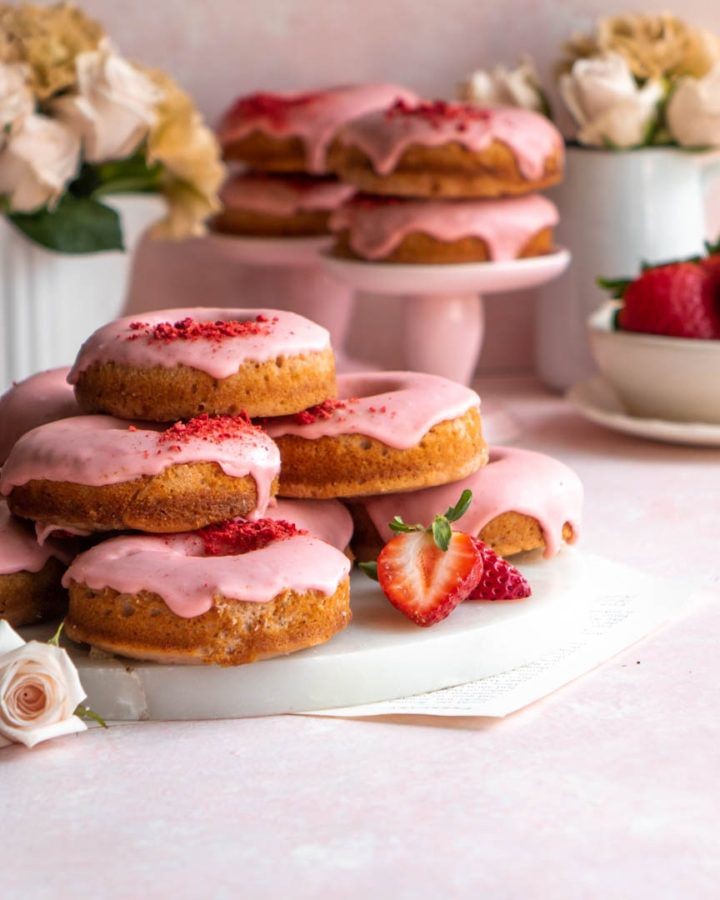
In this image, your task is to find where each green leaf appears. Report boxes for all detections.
[9,194,124,254]
[358,561,378,581]
[47,620,64,647]
[443,489,473,523]
[71,152,163,200]
[75,704,108,728]
[431,516,452,552]
[388,515,422,534]
[705,236,720,256]
[596,276,632,299]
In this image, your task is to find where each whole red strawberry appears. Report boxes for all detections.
[467,540,531,601]
[618,262,720,339]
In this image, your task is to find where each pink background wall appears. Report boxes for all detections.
[81,0,720,376]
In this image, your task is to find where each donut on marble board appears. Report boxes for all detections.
[214,173,355,237]
[0,367,81,465]
[262,371,487,498]
[69,308,335,421]
[347,446,582,560]
[328,99,564,198]
[64,521,352,665]
[330,193,559,264]
[217,84,419,174]
[1,414,280,534]
[0,501,69,626]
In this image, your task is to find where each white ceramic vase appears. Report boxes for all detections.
[535,146,720,391]
[0,194,165,390]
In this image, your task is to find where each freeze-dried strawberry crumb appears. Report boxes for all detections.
[293,398,348,424]
[386,99,491,129]
[127,315,277,343]
[158,413,258,445]
[199,518,305,556]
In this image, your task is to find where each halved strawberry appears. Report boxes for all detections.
[377,529,483,626]
[467,539,531,600]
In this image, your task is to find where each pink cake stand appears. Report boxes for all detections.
[210,234,372,372]
[320,249,571,385]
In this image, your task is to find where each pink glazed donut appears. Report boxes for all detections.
[217,83,419,174]
[348,446,583,560]
[0,367,81,465]
[64,523,352,665]
[262,371,488,498]
[0,500,68,626]
[1,414,281,534]
[328,99,564,198]
[68,307,336,422]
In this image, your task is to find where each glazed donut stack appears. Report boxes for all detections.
[0,308,354,664]
[213,84,418,238]
[325,98,565,264]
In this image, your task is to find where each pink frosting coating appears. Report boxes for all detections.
[0,500,62,575]
[331,193,559,261]
[68,308,331,382]
[0,415,280,516]
[336,103,564,180]
[0,367,81,465]
[35,522,91,546]
[217,84,419,173]
[262,371,480,450]
[221,173,355,217]
[265,498,353,551]
[360,446,583,559]
[63,531,351,618]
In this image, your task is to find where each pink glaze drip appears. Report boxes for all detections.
[262,371,480,449]
[0,367,80,465]
[63,532,351,618]
[217,84,419,173]
[221,173,355,217]
[0,415,280,516]
[0,500,62,575]
[265,498,353,551]
[336,103,564,180]
[35,522,91,546]
[361,446,583,559]
[68,308,331,382]
[331,194,558,261]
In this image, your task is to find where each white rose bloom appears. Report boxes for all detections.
[667,62,720,148]
[461,56,546,113]
[0,113,80,212]
[52,49,163,164]
[560,52,664,148]
[0,621,86,750]
[0,63,34,147]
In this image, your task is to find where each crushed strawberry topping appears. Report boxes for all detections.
[158,413,259,445]
[386,99,491,130]
[293,398,349,424]
[127,315,277,343]
[199,518,305,556]
[227,91,321,126]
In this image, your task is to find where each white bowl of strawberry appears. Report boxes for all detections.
[590,246,720,424]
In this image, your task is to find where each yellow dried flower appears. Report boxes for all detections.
[559,13,720,81]
[145,69,225,239]
[0,2,104,99]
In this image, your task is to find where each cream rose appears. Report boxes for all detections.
[52,49,162,163]
[560,52,664,148]
[0,113,80,212]
[666,62,720,148]
[0,621,86,750]
[0,62,34,147]
[460,56,547,114]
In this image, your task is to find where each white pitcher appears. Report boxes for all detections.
[536,146,720,390]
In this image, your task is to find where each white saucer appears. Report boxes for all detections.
[567,376,720,448]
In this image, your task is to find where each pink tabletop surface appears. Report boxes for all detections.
[3,378,719,899]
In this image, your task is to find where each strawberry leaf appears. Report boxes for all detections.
[388,515,422,534]
[432,516,452,552]
[443,489,473,523]
[597,276,632,299]
[359,560,378,581]
[705,236,720,256]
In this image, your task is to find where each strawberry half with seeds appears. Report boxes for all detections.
[363,489,483,627]
[467,540,531,601]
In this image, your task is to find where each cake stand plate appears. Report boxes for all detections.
[321,249,571,385]
[23,548,593,720]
